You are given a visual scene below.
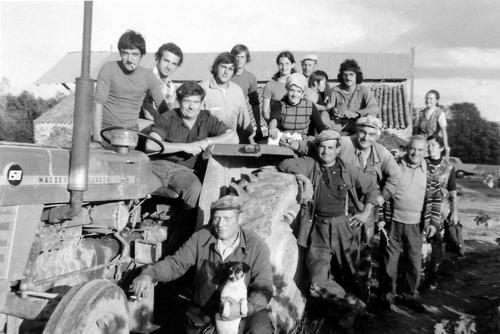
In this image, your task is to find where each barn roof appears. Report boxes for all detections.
[34,93,74,125]
[35,51,411,85]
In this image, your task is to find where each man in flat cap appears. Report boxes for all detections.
[338,115,401,233]
[131,195,274,333]
[278,129,379,326]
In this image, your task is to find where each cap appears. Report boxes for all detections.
[210,195,243,212]
[315,129,341,144]
[301,54,318,63]
[356,115,382,130]
[285,73,308,92]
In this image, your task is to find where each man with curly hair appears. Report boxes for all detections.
[325,59,380,135]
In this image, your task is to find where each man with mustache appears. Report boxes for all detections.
[325,59,380,135]
[379,135,441,312]
[93,30,166,144]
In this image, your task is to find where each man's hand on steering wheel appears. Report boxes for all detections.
[100,126,165,155]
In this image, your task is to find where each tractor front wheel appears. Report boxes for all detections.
[43,279,129,334]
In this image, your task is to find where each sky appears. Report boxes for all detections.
[1,0,500,122]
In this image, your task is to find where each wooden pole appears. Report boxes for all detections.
[410,47,415,125]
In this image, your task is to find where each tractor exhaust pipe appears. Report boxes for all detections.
[68,0,93,197]
[48,1,93,222]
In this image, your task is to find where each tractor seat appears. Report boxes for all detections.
[151,186,179,199]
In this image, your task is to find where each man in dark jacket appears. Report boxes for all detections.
[131,195,274,334]
[278,129,379,322]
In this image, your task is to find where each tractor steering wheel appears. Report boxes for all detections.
[100,126,165,156]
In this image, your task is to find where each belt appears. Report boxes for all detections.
[315,213,344,219]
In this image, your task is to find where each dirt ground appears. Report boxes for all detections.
[297,177,500,334]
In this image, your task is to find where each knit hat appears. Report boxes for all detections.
[285,73,308,92]
[315,129,341,144]
[210,195,243,212]
[356,115,382,130]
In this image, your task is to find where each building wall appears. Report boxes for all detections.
[34,123,73,147]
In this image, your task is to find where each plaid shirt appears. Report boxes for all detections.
[270,98,314,136]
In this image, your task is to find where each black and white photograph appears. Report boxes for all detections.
[0,1,499,333]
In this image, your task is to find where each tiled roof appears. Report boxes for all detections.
[252,83,411,130]
[370,83,411,129]
[34,93,74,125]
[36,51,410,85]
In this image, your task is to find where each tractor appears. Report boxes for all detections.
[0,2,306,333]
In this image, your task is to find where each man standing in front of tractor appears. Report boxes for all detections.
[142,42,184,122]
[378,135,441,312]
[325,59,380,135]
[278,129,379,327]
[146,82,238,236]
[337,115,401,237]
[131,195,274,334]
[93,30,166,143]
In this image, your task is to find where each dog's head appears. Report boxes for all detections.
[226,262,250,282]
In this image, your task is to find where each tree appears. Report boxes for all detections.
[1,90,63,142]
[447,102,500,164]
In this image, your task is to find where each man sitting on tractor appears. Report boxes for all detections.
[131,195,274,334]
[146,81,238,236]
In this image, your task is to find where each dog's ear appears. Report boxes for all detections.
[241,262,250,273]
[226,261,250,274]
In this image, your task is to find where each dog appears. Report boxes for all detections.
[215,262,249,334]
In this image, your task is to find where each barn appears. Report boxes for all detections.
[34,50,413,146]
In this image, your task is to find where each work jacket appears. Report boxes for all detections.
[143,226,273,316]
[278,156,379,247]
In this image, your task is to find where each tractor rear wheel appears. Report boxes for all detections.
[43,279,129,334]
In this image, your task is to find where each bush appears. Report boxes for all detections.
[0,90,63,142]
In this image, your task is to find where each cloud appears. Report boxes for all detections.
[362,0,500,49]
[415,47,500,79]
[418,47,500,68]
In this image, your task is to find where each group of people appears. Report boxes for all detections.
[94,29,460,333]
